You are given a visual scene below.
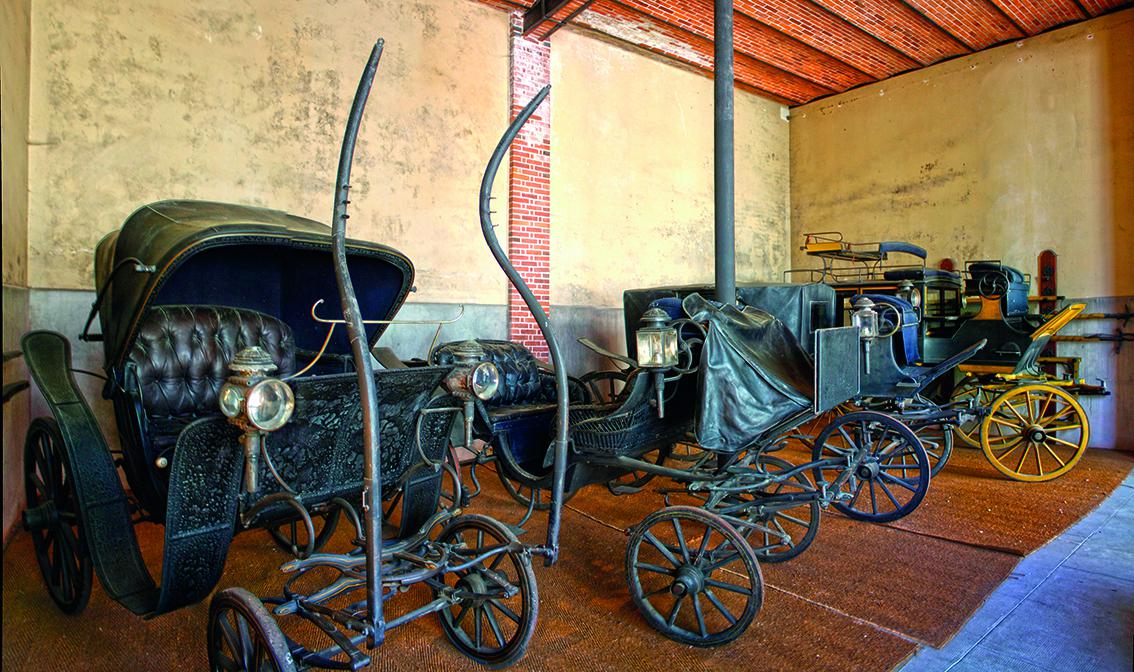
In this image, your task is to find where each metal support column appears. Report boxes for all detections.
[714,0,736,306]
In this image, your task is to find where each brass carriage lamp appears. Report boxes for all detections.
[897,280,921,309]
[442,340,502,452]
[851,297,878,375]
[635,308,679,418]
[218,346,296,494]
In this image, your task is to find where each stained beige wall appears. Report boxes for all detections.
[551,29,790,309]
[27,0,510,305]
[3,0,30,286]
[2,0,32,543]
[790,11,1133,299]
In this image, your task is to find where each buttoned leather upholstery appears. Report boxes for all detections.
[433,339,546,406]
[128,305,296,420]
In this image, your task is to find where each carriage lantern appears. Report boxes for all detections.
[852,297,879,375]
[442,340,503,450]
[897,280,921,309]
[218,346,295,494]
[636,308,679,418]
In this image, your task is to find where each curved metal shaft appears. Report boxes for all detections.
[478,85,568,565]
[330,38,385,646]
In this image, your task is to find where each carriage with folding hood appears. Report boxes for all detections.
[787,232,1098,482]
[19,39,551,670]
[433,85,936,648]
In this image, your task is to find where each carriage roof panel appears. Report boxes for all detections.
[94,200,415,366]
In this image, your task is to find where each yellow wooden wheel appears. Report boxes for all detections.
[950,378,996,448]
[980,384,1089,482]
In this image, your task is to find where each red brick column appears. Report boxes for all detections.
[508,13,552,360]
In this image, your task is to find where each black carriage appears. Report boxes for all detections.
[20,41,549,670]
[789,232,1098,482]
[433,86,934,647]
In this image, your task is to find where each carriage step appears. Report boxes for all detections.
[504,522,527,537]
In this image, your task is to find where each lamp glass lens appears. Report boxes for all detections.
[246,379,294,431]
[637,328,679,367]
[471,362,500,401]
[219,383,244,418]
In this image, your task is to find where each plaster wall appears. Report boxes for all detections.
[789,11,1133,299]
[2,0,32,543]
[27,0,512,305]
[790,10,1134,448]
[550,28,791,311]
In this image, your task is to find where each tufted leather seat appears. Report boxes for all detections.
[127,305,296,444]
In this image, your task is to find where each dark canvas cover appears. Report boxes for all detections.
[623,282,836,357]
[682,294,814,453]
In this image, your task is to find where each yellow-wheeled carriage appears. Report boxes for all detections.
[789,234,1103,482]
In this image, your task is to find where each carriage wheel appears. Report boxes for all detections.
[208,588,296,672]
[810,411,930,523]
[980,384,1089,482]
[434,514,538,669]
[607,445,671,495]
[579,369,629,403]
[950,379,995,448]
[914,422,952,477]
[266,506,341,559]
[744,455,820,563]
[23,417,92,615]
[495,467,576,511]
[625,506,763,647]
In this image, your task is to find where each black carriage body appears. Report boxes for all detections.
[22,199,469,619]
[92,200,417,515]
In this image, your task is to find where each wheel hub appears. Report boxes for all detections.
[670,566,705,597]
[856,460,881,480]
[22,501,58,531]
[457,571,490,605]
[1025,424,1047,444]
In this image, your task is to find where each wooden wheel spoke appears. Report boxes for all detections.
[218,615,243,666]
[666,593,686,628]
[703,577,751,595]
[1024,391,1036,423]
[642,531,682,568]
[702,588,737,625]
[700,544,740,573]
[1015,443,1032,473]
[483,602,507,648]
[1041,443,1068,467]
[1047,436,1083,451]
[694,528,713,566]
[1037,391,1054,420]
[635,562,676,577]
[671,518,692,565]
[488,598,521,625]
[473,605,483,649]
[989,415,1024,430]
[878,471,917,493]
[1034,443,1044,474]
[692,593,709,638]
[876,479,903,509]
[1004,402,1030,427]
[452,602,471,628]
[1042,423,1082,433]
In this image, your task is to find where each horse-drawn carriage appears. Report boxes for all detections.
[789,231,1098,481]
[20,40,548,670]
[436,87,934,647]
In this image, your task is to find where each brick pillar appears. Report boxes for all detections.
[508,13,552,360]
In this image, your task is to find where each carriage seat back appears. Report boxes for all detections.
[128,305,296,420]
[852,294,920,366]
[966,262,1029,317]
